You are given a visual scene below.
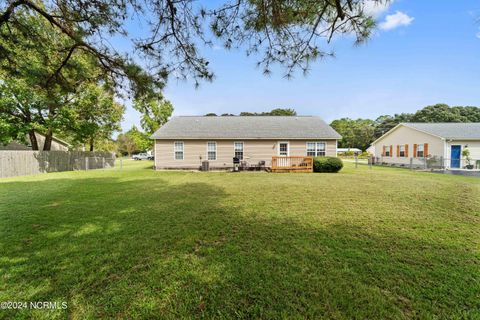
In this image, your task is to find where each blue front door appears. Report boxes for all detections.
[450,145,461,168]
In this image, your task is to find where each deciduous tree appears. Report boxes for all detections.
[0,77,42,148]
[330,118,375,151]
[68,83,125,151]
[0,11,118,150]
[134,96,173,135]
[117,126,151,155]
[411,104,463,123]
[411,104,480,123]
[374,113,413,138]
[117,134,137,157]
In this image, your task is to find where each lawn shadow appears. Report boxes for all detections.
[0,175,478,319]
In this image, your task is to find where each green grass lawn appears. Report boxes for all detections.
[0,160,479,319]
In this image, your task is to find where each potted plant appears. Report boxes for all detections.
[462,149,474,169]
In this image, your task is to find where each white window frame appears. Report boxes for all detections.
[174,141,184,160]
[307,142,326,157]
[234,141,244,160]
[207,141,217,161]
[399,145,405,157]
[384,145,391,157]
[278,141,289,156]
[317,142,326,156]
[306,142,316,157]
[417,144,424,158]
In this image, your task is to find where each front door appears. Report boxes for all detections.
[450,145,461,168]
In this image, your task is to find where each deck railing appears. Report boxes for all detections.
[271,156,313,173]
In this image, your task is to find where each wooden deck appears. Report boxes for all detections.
[271,156,313,173]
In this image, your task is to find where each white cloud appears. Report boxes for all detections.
[364,0,393,17]
[379,11,414,30]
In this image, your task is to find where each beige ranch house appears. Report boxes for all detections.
[151,116,341,170]
[370,122,480,169]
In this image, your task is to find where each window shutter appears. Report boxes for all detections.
[424,143,428,157]
[382,146,385,156]
[390,145,393,157]
[396,145,400,157]
[413,144,417,158]
[405,144,408,157]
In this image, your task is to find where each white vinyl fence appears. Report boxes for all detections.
[0,151,115,178]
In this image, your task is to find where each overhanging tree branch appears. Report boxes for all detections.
[1,0,385,84]
[0,0,25,25]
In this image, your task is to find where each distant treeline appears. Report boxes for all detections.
[205,108,297,116]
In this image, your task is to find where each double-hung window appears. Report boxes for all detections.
[174,141,184,160]
[384,146,391,157]
[207,142,217,160]
[279,142,289,156]
[316,142,326,156]
[307,142,326,156]
[307,142,316,156]
[416,144,424,158]
[234,142,244,160]
[399,145,405,157]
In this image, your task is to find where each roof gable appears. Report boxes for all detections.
[151,116,341,140]
[370,123,441,146]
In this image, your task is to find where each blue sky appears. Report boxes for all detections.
[120,0,480,132]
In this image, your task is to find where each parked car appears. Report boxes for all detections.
[132,153,154,160]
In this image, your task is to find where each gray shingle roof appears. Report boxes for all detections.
[151,116,341,140]
[402,123,480,140]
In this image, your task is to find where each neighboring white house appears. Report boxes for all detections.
[369,123,480,169]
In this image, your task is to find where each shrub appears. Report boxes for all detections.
[313,157,343,173]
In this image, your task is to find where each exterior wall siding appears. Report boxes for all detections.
[372,126,444,166]
[445,141,480,162]
[155,139,337,169]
